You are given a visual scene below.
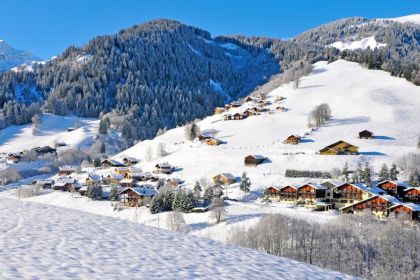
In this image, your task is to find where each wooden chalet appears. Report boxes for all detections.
[275,106,287,112]
[154,163,174,174]
[283,135,301,145]
[122,157,139,166]
[166,178,184,189]
[6,153,21,163]
[340,194,400,218]
[244,155,266,166]
[86,174,101,186]
[114,167,129,176]
[206,138,223,146]
[244,96,254,103]
[404,187,420,203]
[243,109,258,117]
[214,107,226,114]
[279,185,299,202]
[329,183,373,209]
[224,104,230,110]
[53,178,76,191]
[213,173,236,185]
[58,166,77,176]
[128,171,150,181]
[106,173,125,185]
[319,141,358,155]
[257,100,270,106]
[34,179,54,189]
[119,187,157,207]
[233,113,247,120]
[389,203,420,221]
[359,130,374,139]
[100,159,124,168]
[275,96,285,102]
[34,146,56,155]
[377,180,407,198]
[265,186,281,198]
[198,133,213,142]
[297,183,327,205]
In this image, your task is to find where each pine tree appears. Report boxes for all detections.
[389,163,398,181]
[193,181,202,198]
[98,117,110,135]
[355,162,363,183]
[363,163,372,187]
[110,186,119,201]
[86,185,103,200]
[342,162,350,182]
[408,169,419,187]
[239,172,251,194]
[378,163,390,182]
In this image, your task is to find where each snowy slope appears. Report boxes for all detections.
[0,113,99,153]
[328,36,386,51]
[0,198,355,280]
[379,14,420,25]
[117,60,420,189]
[0,40,41,71]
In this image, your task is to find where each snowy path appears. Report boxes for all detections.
[0,198,356,279]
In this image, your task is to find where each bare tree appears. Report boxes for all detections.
[31,114,41,135]
[156,142,168,157]
[145,145,153,162]
[184,122,200,141]
[166,211,188,233]
[308,103,332,128]
[211,197,227,223]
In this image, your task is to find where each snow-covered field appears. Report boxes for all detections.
[328,36,386,51]
[0,198,355,280]
[0,113,99,153]
[117,60,420,187]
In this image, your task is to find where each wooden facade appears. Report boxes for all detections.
[331,183,371,208]
[265,186,281,198]
[389,204,419,221]
[213,173,236,185]
[119,188,155,207]
[58,166,76,176]
[341,196,393,218]
[206,138,223,146]
[377,180,405,197]
[319,141,358,155]
[298,184,326,203]
[154,163,174,174]
[359,130,374,139]
[283,135,300,145]
[404,187,420,203]
[122,157,139,166]
[244,155,266,166]
[233,113,247,120]
[101,159,124,168]
[279,186,298,202]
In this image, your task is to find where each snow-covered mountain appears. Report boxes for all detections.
[0,40,41,71]
[379,14,420,25]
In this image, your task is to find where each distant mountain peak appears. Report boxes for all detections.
[0,40,41,71]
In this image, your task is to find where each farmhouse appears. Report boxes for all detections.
[244,155,266,166]
[297,183,327,205]
[58,166,77,176]
[100,159,124,168]
[53,178,76,191]
[154,163,174,174]
[34,179,54,189]
[119,187,157,207]
[283,135,301,145]
[230,101,242,108]
[122,157,139,166]
[198,133,213,142]
[319,141,358,155]
[275,106,287,112]
[279,185,299,202]
[377,180,407,198]
[120,178,134,188]
[213,173,236,185]
[243,109,258,117]
[34,146,56,155]
[214,107,226,114]
[6,153,21,163]
[224,114,232,121]
[265,186,281,199]
[404,187,420,203]
[359,130,374,139]
[389,203,420,221]
[166,178,184,189]
[244,96,254,102]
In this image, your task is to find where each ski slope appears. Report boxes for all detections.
[0,198,355,280]
[117,60,420,189]
[0,113,99,153]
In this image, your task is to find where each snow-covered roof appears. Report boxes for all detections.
[107,173,124,180]
[87,174,101,182]
[322,180,346,187]
[246,155,266,160]
[114,167,129,172]
[156,162,173,168]
[120,178,133,184]
[123,157,139,162]
[120,187,157,197]
[101,159,123,166]
[377,180,410,188]
[389,202,420,212]
[299,183,326,190]
[215,173,236,180]
[59,165,77,171]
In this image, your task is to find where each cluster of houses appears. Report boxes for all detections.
[265,180,420,221]
[33,158,183,207]
[6,146,57,163]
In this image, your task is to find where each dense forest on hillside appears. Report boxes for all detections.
[0,17,418,143]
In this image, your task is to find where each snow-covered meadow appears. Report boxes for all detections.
[0,198,356,280]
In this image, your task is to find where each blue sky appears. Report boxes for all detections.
[1,0,418,59]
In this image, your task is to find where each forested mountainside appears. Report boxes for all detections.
[0,19,279,141]
[0,17,418,144]
[231,17,420,83]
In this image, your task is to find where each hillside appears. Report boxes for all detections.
[0,40,40,71]
[116,60,420,186]
[0,198,356,280]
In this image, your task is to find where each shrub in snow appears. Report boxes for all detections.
[166,211,188,233]
[109,186,119,201]
[211,196,227,223]
[239,172,251,193]
[14,184,42,198]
